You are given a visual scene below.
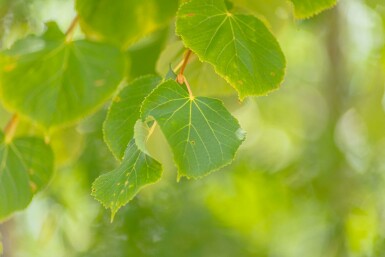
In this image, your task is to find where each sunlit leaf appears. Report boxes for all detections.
[0,22,126,128]
[289,0,337,19]
[76,0,179,49]
[141,80,246,178]
[176,0,285,99]
[0,131,54,220]
[92,139,162,221]
[103,75,161,160]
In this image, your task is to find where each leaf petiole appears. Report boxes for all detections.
[177,75,194,99]
[178,49,192,77]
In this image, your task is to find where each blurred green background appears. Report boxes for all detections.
[1,0,385,256]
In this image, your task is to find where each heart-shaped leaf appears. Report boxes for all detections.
[0,23,126,129]
[141,80,246,178]
[176,0,286,99]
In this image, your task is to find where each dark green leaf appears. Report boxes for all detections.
[103,75,161,160]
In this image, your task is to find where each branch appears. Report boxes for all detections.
[65,15,79,43]
[4,114,19,144]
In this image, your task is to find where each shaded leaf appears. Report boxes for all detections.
[0,131,54,220]
[141,80,246,178]
[176,0,285,99]
[0,23,126,128]
[127,28,169,78]
[103,75,161,160]
[76,0,179,49]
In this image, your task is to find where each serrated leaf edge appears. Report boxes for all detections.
[175,0,287,100]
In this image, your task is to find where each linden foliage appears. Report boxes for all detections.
[0,0,336,220]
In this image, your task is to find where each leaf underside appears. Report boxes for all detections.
[290,0,337,19]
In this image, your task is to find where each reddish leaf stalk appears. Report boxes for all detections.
[177,49,194,98]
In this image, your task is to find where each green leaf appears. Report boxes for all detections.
[289,0,337,19]
[92,139,162,221]
[176,0,285,99]
[0,131,54,220]
[103,75,161,160]
[0,23,126,128]
[141,80,246,178]
[76,0,179,49]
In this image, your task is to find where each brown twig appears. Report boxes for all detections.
[65,15,79,42]
[4,114,19,143]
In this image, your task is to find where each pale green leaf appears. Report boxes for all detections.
[290,0,337,19]
[0,131,54,220]
[127,28,169,78]
[76,0,179,49]
[103,75,161,160]
[141,80,246,178]
[176,0,285,99]
[230,0,290,29]
[156,40,235,96]
[134,120,155,155]
[0,23,126,129]
[92,139,162,221]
